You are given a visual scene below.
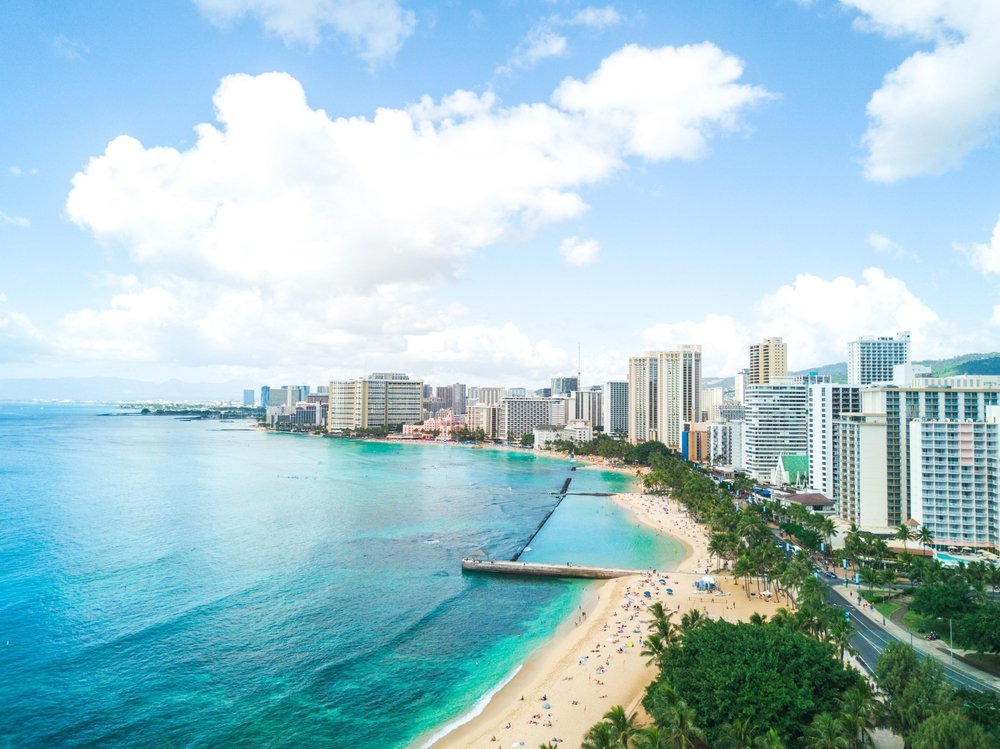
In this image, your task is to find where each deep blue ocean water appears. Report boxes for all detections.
[0,404,681,748]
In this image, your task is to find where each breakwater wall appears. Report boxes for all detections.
[461,558,642,579]
[510,475,573,561]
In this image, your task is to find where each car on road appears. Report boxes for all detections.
[927,631,939,641]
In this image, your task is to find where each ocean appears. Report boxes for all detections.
[0,403,683,748]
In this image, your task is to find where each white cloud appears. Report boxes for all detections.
[553,43,773,160]
[959,216,1000,276]
[404,323,567,381]
[564,6,622,29]
[0,210,29,227]
[193,0,416,61]
[842,0,1000,181]
[0,301,46,363]
[8,166,39,177]
[558,236,600,266]
[52,34,89,60]
[60,46,768,379]
[66,49,765,290]
[643,268,963,375]
[497,5,621,74]
[498,29,567,73]
[867,231,914,260]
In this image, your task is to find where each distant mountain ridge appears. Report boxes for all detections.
[920,352,1000,377]
[705,352,1000,391]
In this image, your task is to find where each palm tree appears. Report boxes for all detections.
[716,717,757,749]
[632,726,670,749]
[641,632,667,666]
[540,744,559,749]
[770,607,796,628]
[602,705,639,748]
[754,729,785,749]
[916,524,935,555]
[802,713,848,749]
[680,609,705,632]
[828,614,856,662]
[749,612,768,626]
[893,523,915,555]
[663,702,704,749]
[647,607,679,643]
[708,534,729,570]
[839,685,875,749]
[582,721,616,749]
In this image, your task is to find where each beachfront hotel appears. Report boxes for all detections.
[328,373,423,431]
[835,377,1000,534]
[497,396,571,440]
[909,409,1000,551]
[627,346,702,449]
[602,380,628,438]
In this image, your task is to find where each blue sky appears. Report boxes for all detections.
[2,0,1000,387]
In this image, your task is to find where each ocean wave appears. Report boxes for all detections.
[415,663,523,749]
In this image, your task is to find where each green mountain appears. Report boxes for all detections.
[919,353,1000,377]
[706,353,1000,391]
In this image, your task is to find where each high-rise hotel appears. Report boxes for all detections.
[627,346,702,449]
[847,331,910,386]
[328,373,424,431]
[748,337,788,386]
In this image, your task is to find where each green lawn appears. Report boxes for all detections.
[902,610,927,632]
[874,600,902,618]
[961,652,1000,678]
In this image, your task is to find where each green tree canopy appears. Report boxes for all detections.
[876,642,954,748]
[910,710,990,749]
[910,581,974,619]
[643,619,861,747]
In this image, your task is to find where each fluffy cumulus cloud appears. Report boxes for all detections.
[559,236,600,266]
[0,298,46,363]
[553,44,772,160]
[403,324,566,382]
[643,268,964,375]
[959,216,1000,276]
[843,0,1000,181]
[193,0,416,61]
[62,46,769,378]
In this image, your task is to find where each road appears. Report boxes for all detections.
[819,576,1000,695]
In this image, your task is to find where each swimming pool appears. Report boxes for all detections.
[935,552,960,562]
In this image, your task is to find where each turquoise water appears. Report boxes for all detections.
[0,404,681,748]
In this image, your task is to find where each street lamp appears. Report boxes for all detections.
[949,618,954,667]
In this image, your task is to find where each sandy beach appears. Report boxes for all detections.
[423,487,775,749]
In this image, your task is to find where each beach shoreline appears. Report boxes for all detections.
[419,482,774,749]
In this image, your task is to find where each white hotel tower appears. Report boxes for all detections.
[847,331,910,386]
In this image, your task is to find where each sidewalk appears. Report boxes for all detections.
[826,580,1000,692]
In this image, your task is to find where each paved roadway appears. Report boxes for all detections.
[818,575,1000,695]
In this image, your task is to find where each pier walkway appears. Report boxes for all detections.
[461,558,643,580]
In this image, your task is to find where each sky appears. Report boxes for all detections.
[2,0,1000,389]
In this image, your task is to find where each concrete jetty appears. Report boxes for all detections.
[461,558,643,580]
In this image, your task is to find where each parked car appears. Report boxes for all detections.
[927,631,939,641]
